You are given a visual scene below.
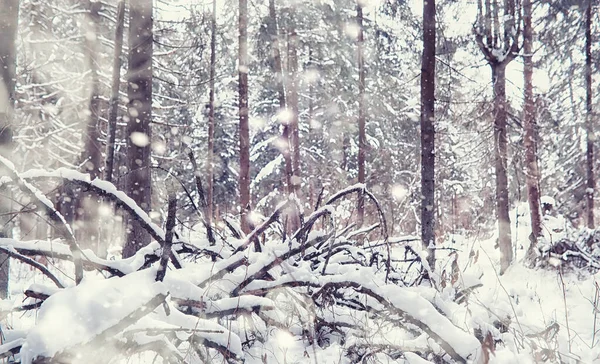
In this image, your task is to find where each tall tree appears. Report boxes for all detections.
[207,0,217,227]
[124,0,153,257]
[0,0,18,298]
[523,0,542,251]
[585,0,594,228]
[239,0,251,234]
[76,0,105,254]
[357,1,366,227]
[268,0,292,196]
[421,0,436,268]
[475,0,520,274]
[105,0,126,183]
[287,9,301,194]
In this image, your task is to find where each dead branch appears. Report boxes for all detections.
[0,156,84,284]
[35,292,168,363]
[16,171,183,269]
[231,232,333,296]
[313,280,477,363]
[156,191,176,282]
[187,149,216,244]
[0,246,64,288]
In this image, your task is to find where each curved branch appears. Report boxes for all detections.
[0,157,84,284]
[0,247,64,288]
[17,168,183,269]
[313,280,481,363]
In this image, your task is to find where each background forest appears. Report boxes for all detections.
[0,0,599,363]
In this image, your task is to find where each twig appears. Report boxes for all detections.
[558,268,572,352]
[187,149,215,244]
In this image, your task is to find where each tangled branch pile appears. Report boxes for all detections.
[0,161,485,363]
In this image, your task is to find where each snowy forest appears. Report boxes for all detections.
[0,0,600,362]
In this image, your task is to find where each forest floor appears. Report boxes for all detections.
[3,206,600,364]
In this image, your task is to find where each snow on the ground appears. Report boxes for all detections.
[437,202,600,363]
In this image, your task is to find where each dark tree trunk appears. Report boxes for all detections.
[493,64,512,273]
[0,0,18,299]
[523,0,542,251]
[207,0,217,227]
[420,0,436,269]
[585,0,594,228]
[123,0,153,257]
[239,0,251,234]
[357,2,366,228]
[105,0,125,184]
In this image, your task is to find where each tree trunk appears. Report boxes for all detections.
[475,0,518,274]
[585,0,594,228]
[238,0,251,234]
[493,64,513,273]
[357,1,366,228]
[421,0,436,269]
[77,0,105,254]
[206,0,217,227]
[0,0,18,299]
[287,12,300,194]
[523,0,542,251]
[267,0,292,195]
[123,0,153,257]
[105,0,125,184]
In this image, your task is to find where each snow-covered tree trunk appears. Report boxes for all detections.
[124,0,153,257]
[475,0,520,274]
[420,0,436,269]
[493,64,513,273]
[0,0,18,299]
[523,0,542,250]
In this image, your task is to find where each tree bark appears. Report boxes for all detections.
[207,0,217,227]
[475,0,518,274]
[268,0,292,197]
[76,0,105,254]
[585,0,594,228]
[0,0,18,299]
[124,0,153,257]
[156,189,176,282]
[421,0,436,269]
[523,0,542,250]
[105,0,125,184]
[287,11,300,194]
[493,64,512,273]
[238,0,251,234]
[357,2,366,228]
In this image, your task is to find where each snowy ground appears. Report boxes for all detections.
[3,203,600,363]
